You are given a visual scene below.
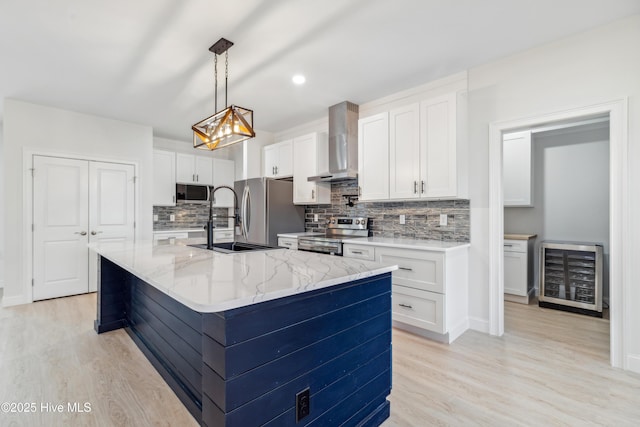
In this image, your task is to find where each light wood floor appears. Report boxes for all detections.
[1,292,639,426]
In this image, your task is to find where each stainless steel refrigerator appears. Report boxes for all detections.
[234,178,305,246]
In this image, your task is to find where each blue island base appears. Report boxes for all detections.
[94,256,392,426]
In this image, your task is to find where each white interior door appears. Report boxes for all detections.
[89,161,135,243]
[33,156,136,300]
[33,156,90,300]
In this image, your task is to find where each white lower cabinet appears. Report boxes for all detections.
[213,229,234,243]
[277,237,298,250]
[503,236,536,303]
[343,242,469,343]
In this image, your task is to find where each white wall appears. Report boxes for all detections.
[2,99,154,306]
[467,15,640,370]
[0,124,4,289]
[505,124,610,297]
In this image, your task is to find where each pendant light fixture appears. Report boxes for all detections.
[192,38,255,151]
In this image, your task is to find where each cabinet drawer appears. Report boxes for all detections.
[392,285,444,334]
[376,247,444,293]
[213,230,234,243]
[153,231,189,241]
[503,239,527,253]
[278,237,298,250]
[343,244,375,261]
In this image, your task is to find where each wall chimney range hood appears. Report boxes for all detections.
[308,101,359,182]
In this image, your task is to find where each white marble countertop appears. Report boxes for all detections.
[277,232,323,239]
[90,240,397,313]
[342,237,470,252]
[153,227,233,233]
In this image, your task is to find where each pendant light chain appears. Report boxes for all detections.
[214,54,218,113]
[225,50,229,108]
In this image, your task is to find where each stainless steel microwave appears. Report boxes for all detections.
[176,183,210,204]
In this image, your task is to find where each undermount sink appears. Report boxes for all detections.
[189,241,280,254]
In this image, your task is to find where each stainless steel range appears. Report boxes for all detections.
[298,216,369,256]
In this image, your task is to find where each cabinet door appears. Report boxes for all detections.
[358,112,389,201]
[420,93,457,198]
[195,156,213,185]
[504,250,528,296]
[389,103,420,199]
[263,144,278,177]
[277,140,293,177]
[153,150,176,206]
[212,158,235,207]
[293,133,317,204]
[503,131,533,206]
[293,133,330,204]
[176,153,196,184]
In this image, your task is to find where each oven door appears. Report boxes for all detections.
[298,237,342,256]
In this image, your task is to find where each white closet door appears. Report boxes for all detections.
[33,157,136,300]
[33,156,90,300]
[88,161,135,244]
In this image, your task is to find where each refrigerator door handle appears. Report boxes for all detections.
[245,186,252,239]
[241,185,250,240]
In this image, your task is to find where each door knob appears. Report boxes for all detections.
[75,231,87,236]
[91,231,103,236]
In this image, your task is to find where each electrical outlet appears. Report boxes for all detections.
[399,214,405,225]
[439,214,448,226]
[314,213,319,222]
[170,214,175,222]
[153,214,158,222]
[296,388,310,422]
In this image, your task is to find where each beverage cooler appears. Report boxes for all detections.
[539,241,603,317]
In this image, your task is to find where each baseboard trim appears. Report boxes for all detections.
[2,293,30,307]
[627,354,640,374]
[468,316,490,334]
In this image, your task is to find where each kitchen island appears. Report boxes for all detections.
[91,241,396,426]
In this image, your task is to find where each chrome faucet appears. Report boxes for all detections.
[205,185,240,249]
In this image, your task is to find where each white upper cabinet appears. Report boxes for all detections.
[293,132,330,205]
[389,103,421,199]
[359,91,467,201]
[211,158,236,207]
[503,130,533,207]
[176,153,213,185]
[263,139,293,178]
[153,149,176,206]
[419,93,460,198]
[358,112,390,201]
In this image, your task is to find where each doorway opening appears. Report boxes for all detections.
[488,99,628,369]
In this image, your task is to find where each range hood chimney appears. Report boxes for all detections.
[308,101,359,182]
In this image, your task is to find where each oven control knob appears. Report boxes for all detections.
[331,219,336,224]
[355,219,360,225]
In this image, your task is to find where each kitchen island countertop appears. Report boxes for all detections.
[90,240,397,313]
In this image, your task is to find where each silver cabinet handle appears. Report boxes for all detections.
[398,303,413,309]
[275,166,279,175]
[91,231,103,236]
[192,174,195,182]
[172,195,175,203]
[504,244,513,247]
[414,181,418,194]
[398,266,413,271]
[196,174,199,182]
[421,180,425,193]
[351,250,363,254]
[75,231,87,236]
[311,189,315,199]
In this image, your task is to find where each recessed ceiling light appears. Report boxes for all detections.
[292,74,306,85]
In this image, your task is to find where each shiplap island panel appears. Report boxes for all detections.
[91,241,396,426]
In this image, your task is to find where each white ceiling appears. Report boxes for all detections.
[1,0,639,140]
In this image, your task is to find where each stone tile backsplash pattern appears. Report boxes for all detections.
[153,205,231,230]
[304,180,470,242]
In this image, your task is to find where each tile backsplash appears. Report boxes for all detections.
[153,204,231,230]
[304,180,470,242]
